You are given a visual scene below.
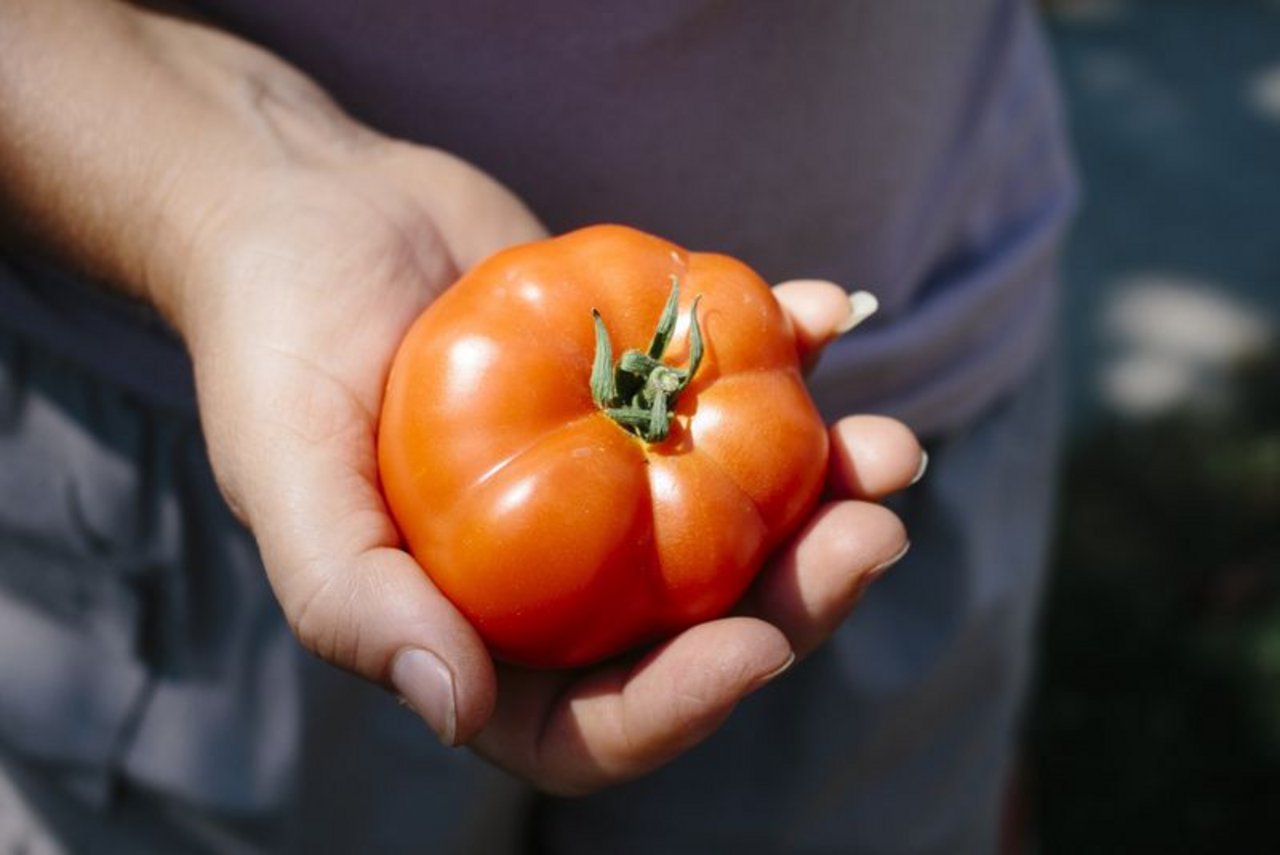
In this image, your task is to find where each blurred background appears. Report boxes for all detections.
[1028,0,1280,851]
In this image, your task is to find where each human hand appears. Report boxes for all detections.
[1,0,921,796]
[181,143,919,793]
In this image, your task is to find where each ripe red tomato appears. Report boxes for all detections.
[378,225,829,668]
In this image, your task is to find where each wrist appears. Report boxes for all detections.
[128,12,384,331]
[0,0,381,331]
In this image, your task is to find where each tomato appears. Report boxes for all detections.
[377,225,829,668]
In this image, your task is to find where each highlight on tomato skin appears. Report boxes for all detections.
[376,224,830,669]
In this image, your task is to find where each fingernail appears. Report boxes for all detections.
[848,540,910,609]
[869,540,911,583]
[391,648,458,746]
[750,651,797,692]
[910,450,930,486]
[835,291,879,334]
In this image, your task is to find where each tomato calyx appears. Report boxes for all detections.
[591,277,704,443]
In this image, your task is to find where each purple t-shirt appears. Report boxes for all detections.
[0,1,1078,817]
[0,0,1075,436]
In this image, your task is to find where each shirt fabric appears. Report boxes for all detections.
[0,2,1076,851]
[0,0,1076,437]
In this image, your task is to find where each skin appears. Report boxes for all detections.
[0,0,924,796]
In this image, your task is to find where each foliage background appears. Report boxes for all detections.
[1030,1,1280,851]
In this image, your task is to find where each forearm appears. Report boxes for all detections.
[0,0,371,322]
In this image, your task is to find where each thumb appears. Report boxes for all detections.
[201,347,497,746]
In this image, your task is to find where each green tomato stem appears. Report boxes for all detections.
[590,280,704,443]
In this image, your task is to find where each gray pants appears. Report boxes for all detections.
[0,328,1060,854]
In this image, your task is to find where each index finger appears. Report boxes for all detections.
[772,279,878,371]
